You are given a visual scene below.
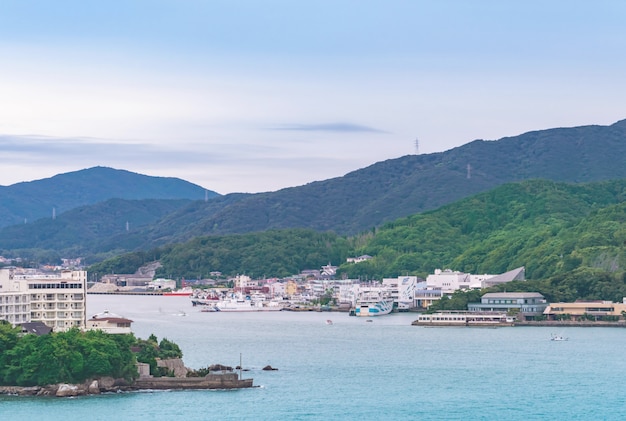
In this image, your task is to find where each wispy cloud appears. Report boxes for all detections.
[268,123,388,134]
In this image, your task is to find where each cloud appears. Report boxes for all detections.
[268,122,388,134]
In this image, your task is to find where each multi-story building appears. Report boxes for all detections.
[0,267,87,331]
[382,276,418,310]
[468,292,547,320]
[426,269,471,293]
[544,300,626,321]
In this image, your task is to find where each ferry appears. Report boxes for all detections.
[353,291,393,317]
[412,311,515,326]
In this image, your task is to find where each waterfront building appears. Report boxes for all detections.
[0,267,87,331]
[87,310,133,334]
[427,267,525,293]
[426,269,471,293]
[100,273,152,288]
[148,278,177,290]
[382,276,418,310]
[474,267,525,288]
[414,286,444,310]
[468,292,547,320]
[543,300,626,321]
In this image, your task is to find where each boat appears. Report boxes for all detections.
[550,333,568,341]
[412,311,515,327]
[215,293,283,312]
[163,287,193,296]
[353,291,393,317]
[326,319,333,325]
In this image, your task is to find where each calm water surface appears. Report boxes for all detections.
[2,295,625,420]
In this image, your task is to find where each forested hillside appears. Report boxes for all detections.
[89,179,626,302]
[4,119,626,263]
[127,119,626,240]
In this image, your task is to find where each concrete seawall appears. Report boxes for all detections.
[132,373,253,390]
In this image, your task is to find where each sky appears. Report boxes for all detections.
[1,1,625,194]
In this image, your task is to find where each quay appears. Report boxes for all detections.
[132,373,254,390]
[87,290,164,296]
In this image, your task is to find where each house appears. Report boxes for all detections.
[87,310,133,334]
[468,292,548,320]
[346,255,373,264]
[19,321,53,335]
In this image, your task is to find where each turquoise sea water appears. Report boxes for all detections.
[2,295,626,420]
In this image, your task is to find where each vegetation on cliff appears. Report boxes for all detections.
[0,324,137,386]
[0,324,183,387]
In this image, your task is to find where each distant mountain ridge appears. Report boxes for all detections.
[128,118,626,242]
[0,166,216,228]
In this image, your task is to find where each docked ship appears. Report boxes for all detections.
[353,291,393,317]
[213,293,283,312]
[163,287,193,296]
[411,311,515,326]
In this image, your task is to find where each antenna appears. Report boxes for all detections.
[52,207,56,220]
[126,221,130,232]
[467,164,471,179]
[414,137,419,155]
[205,190,208,202]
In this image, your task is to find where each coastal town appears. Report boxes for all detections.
[3,255,626,334]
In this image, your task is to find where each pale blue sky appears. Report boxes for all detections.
[1,1,625,193]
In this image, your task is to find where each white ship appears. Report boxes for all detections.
[353,291,393,317]
[214,293,283,312]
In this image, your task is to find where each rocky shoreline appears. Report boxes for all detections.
[0,377,134,397]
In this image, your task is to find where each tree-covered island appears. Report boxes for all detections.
[0,323,187,390]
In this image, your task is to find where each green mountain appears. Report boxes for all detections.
[89,178,626,303]
[0,166,216,228]
[4,119,626,261]
[125,118,626,243]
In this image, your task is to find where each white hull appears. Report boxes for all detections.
[216,306,283,312]
[215,298,283,312]
[354,299,394,317]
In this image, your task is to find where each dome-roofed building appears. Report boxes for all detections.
[87,310,133,334]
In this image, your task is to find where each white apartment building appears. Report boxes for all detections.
[426,269,472,293]
[382,276,418,310]
[0,267,87,331]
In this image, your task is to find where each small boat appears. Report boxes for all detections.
[550,333,568,341]
[365,319,373,323]
[326,319,333,325]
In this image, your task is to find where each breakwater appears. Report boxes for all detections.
[133,373,253,390]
